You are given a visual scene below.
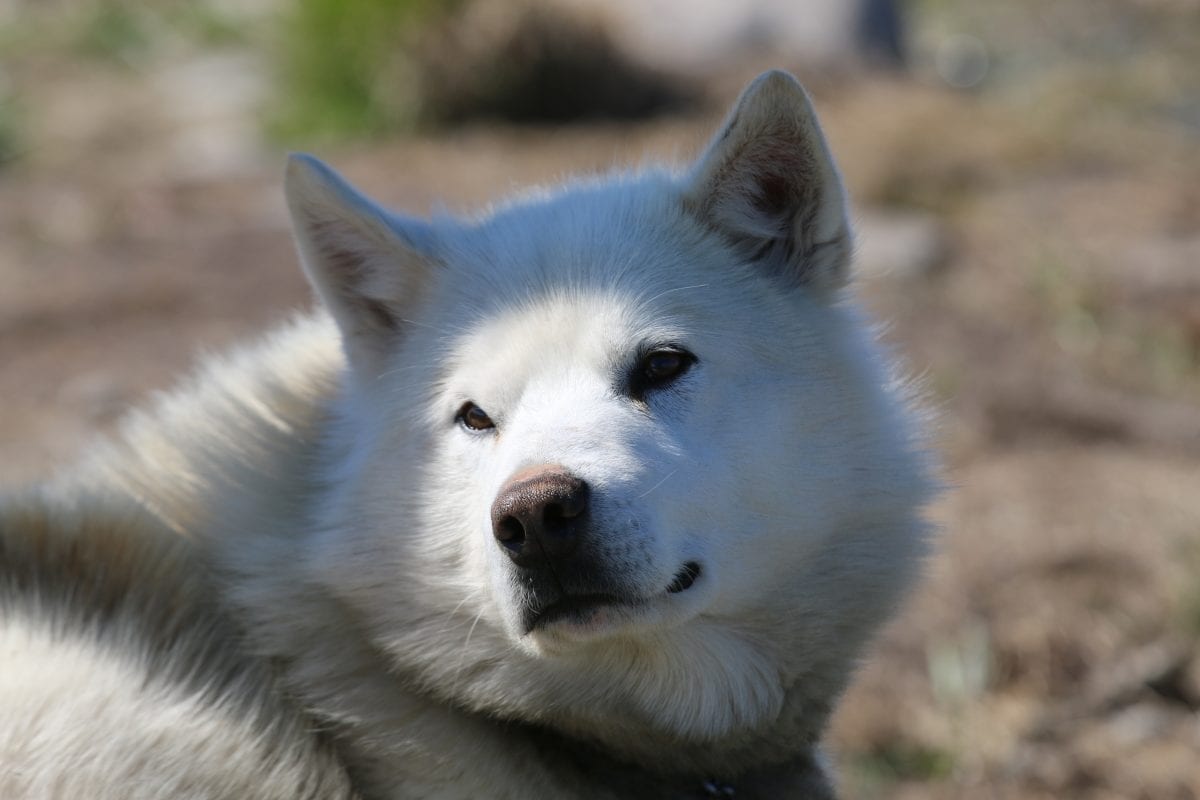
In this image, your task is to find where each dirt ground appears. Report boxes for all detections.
[2,3,1199,798]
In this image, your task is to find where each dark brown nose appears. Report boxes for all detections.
[491,467,590,567]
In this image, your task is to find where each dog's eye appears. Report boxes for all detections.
[643,351,688,382]
[633,348,696,395]
[457,401,495,432]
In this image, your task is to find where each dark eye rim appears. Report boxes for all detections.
[629,345,698,399]
[456,401,496,432]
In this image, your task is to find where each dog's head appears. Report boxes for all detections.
[285,72,932,746]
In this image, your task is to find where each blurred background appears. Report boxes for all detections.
[1,0,1198,796]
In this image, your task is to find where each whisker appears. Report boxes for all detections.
[428,595,474,643]
[641,283,710,306]
[638,468,678,499]
[452,609,487,688]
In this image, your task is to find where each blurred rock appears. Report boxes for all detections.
[59,371,126,424]
[550,0,907,76]
[29,186,103,246]
[855,210,951,281]
[151,53,269,179]
[1145,650,1200,710]
[418,2,698,125]
[934,34,990,90]
[1116,235,1200,296]
[417,0,906,126]
[1112,234,1200,343]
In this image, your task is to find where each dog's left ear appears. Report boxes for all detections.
[684,70,852,293]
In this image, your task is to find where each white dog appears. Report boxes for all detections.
[0,70,934,799]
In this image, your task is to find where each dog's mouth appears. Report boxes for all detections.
[529,593,622,631]
[666,561,702,594]
[526,562,703,633]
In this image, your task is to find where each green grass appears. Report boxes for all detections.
[0,96,21,168]
[73,2,153,65]
[844,742,956,797]
[0,1,250,67]
[269,0,458,143]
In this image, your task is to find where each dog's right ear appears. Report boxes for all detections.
[683,70,852,295]
[285,154,436,379]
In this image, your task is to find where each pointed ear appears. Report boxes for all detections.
[683,70,852,292]
[285,154,436,377]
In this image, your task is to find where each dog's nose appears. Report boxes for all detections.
[491,467,589,567]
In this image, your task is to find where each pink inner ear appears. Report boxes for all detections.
[310,218,372,283]
[301,214,403,336]
[753,170,794,217]
[713,129,820,241]
[694,106,851,289]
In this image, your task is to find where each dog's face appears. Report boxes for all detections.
[440,290,717,648]
[419,207,897,654]
[435,244,815,652]
[286,72,931,741]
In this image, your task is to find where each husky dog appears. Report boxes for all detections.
[0,71,934,799]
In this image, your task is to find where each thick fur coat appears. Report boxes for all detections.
[0,72,935,799]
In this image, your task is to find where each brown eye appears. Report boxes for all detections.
[631,348,696,399]
[643,351,687,382]
[457,401,495,432]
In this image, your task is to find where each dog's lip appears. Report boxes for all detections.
[527,562,704,633]
[527,593,627,632]
[665,561,702,594]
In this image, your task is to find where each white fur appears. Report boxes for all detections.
[2,71,935,799]
[0,492,356,799]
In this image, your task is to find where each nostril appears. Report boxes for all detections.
[490,468,589,565]
[554,483,589,521]
[542,502,573,527]
[495,515,526,548]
